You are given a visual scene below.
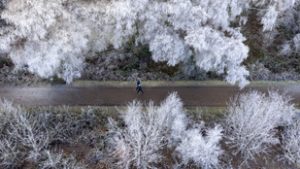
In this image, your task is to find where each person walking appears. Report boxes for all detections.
[136,79,144,94]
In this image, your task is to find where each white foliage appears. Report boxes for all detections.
[225,65,250,88]
[0,98,19,114]
[0,138,20,169]
[0,0,252,86]
[261,6,278,31]
[176,125,223,169]
[149,34,189,66]
[0,0,89,83]
[198,0,232,29]
[293,34,300,53]
[40,151,85,169]
[106,92,187,169]
[282,119,300,166]
[137,0,251,87]
[185,27,249,88]
[106,1,137,49]
[1,0,298,85]
[107,93,225,169]
[0,99,48,164]
[0,99,22,168]
[225,91,296,163]
[259,0,298,31]
[278,5,300,56]
[280,43,293,56]
[9,110,48,161]
[41,151,64,169]
[230,0,299,32]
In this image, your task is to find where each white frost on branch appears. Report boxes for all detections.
[0,0,90,83]
[185,27,249,88]
[149,34,189,66]
[0,99,49,167]
[106,93,187,169]
[225,91,296,164]
[0,0,298,85]
[137,0,251,87]
[282,119,300,166]
[277,3,300,57]
[176,125,223,169]
[246,0,299,32]
[106,92,224,169]
[261,6,278,31]
[40,151,85,169]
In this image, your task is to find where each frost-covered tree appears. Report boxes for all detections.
[133,0,250,88]
[40,151,86,169]
[0,0,298,86]
[106,92,224,169]
[224,91,296,165]
[230,0,299,31]
[275,3,300,56]
[176,125,223,169]
[250,0,299,31]
[282,119,300,166]
[0,99,49,167]
[106,93,187,169]
[0,0,90,83]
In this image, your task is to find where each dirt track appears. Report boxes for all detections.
[1,83,300,106]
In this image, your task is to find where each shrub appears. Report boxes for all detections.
[106,93,187,169]
[224,91,296,165]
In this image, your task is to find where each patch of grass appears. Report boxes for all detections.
[26,106,121,121]
[72,80,300,87]
[72,80,229,87]
[186,107,226,123]
[26,106,226,124]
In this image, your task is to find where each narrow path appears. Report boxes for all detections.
[1,83,300,106]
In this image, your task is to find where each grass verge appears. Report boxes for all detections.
[72,80,300,87]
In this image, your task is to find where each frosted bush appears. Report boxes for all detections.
[106,93,187,169]
[0,138,21,169]
[176,125,223,169]
[107,92,225,169]
[225,91,296,164]
[282,119,300,166]
[40,151,86,169]
[0,99,101,168]
[0,99,49,167]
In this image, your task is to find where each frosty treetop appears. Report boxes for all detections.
[0,0,298,87]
